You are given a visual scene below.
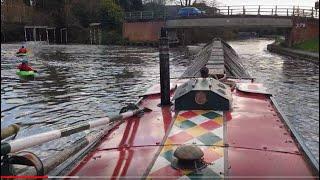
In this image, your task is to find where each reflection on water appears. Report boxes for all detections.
[229,39,319,162]
[1,39,319,163]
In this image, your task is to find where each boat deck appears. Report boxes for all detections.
[66,81,316,179]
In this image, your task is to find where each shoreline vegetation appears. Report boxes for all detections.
[276,36,319,53]
[1,0,145,44]
[292,38,319,53]
[267,37,319,63]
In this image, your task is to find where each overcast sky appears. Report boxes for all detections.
[213,0,316,7]
[167,0,317,7]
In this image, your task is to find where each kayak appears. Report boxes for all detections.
[16,70,35,77]
[16,53,29,57]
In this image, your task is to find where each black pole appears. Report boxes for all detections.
[159,27,170,105]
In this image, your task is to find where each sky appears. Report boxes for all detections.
[167,0,317,7]
[211,0,316,7]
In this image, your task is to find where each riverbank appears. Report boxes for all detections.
[293,38,319,53]
[267,42,319,64]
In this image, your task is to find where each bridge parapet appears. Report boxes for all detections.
[124,5,319,21]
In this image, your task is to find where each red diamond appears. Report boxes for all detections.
[202,147,222,163]
[149,165,183,177]
[199,120,221,131]
[179,111,198,119]
[168,131,193,144]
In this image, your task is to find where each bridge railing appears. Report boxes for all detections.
[124,5,319,20]
[124,11,168,20]
[213,5,318,18]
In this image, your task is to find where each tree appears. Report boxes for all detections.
[99,0,124,30]
[118,0,143,11]
[33,0,64,10]
[169,0,218,7]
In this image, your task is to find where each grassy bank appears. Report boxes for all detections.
[292,38,319,53]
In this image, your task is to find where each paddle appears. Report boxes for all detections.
[19,123,119,176]
[1,107,152,155]
[1,120,63,141]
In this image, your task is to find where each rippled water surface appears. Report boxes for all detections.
[1,39,319,163]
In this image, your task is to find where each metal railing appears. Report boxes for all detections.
[125,11,168,20]
[124,5,319,20]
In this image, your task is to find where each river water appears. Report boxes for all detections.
[1,39,319,164]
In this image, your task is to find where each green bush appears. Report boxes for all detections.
[101,30,127,45]
[293,38,319,52]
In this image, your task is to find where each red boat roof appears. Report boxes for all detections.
[66,80,318,179]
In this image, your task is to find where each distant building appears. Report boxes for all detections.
[316,1,319,9]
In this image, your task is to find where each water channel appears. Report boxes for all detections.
[1,39,318,163]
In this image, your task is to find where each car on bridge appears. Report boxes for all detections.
[178,7,205,17]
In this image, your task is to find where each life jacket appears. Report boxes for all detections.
[18,48,27,53]
[17,63,33,71]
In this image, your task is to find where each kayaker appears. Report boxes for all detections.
[17,59,37,72]
[17,46,27,54]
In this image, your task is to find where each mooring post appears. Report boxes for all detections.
[46,28,49,44]
[24,27,27,42]
[159,27,170,106]
[33,28,36,41]
[53,28,56,44]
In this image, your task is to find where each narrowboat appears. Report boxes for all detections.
[1,37,318,179]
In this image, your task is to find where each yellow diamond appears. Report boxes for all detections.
[175,115,187,122]
[182,169,193,175]
[214,116,223,125]
[192,110,210,115]
[208,146,224,156]
[185,126,207,137]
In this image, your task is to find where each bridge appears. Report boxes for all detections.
[123,5,319,46]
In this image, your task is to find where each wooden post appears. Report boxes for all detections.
[90,28,92,44]
[99,28,101,45]
[287,9,289,16]
[231,9,233,15]
[243,6,245,15]
[293,6,295,16]
[33,28,36,41]
[53,28,56,44]
[311,7,314,17]
[24,27,27,42]
[258,5,260,15]
[65,29,67,44]
[93,28,96,44]
[275,6,277,15]
[302,9,305,17]
[159,27,170,106]
[60,29,62,43]
[271,9,273,15]
[46,29,49,44]
[228,6,230,15]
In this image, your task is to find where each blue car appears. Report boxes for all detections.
[178,7,204,17]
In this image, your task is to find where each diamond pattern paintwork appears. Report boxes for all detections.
[148,110,224,179]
